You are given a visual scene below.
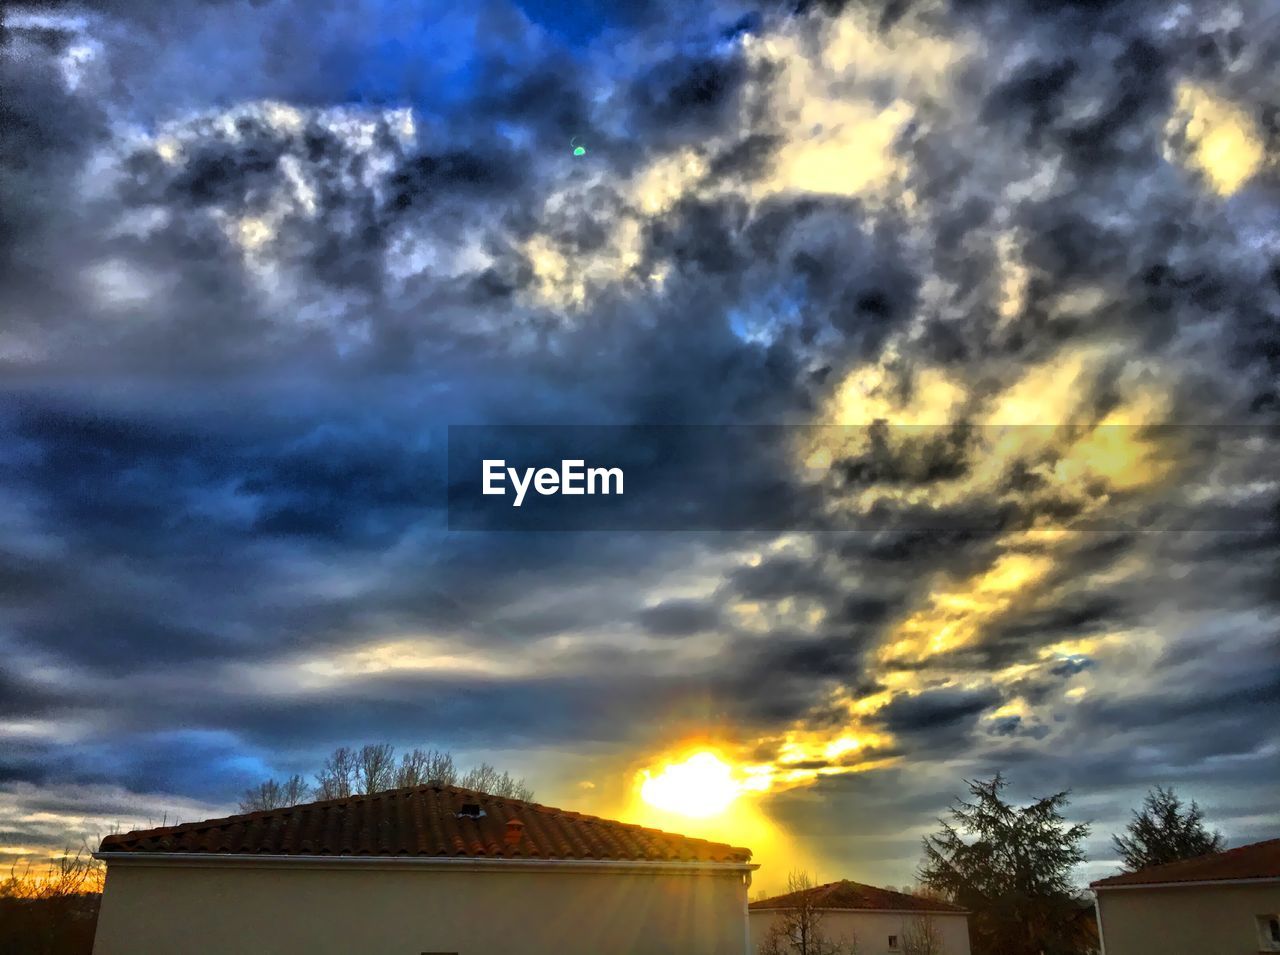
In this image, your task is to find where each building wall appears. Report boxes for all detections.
[92,861,751,955]
[748,909,971,955]
[1096,882,1280,955]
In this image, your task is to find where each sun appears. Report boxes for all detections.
[639,751,744,818]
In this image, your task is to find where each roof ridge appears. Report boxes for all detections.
[1117,839,1275,875]
[749,879,965,914]
[103,783,551,839]
[1193,837,1280,857]
[100,783,753,861]
[1090,837,1280,887]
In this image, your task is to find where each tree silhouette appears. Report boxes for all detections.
[1112,786,1223,871]
[918,774,1089,955]
[240,743,534,811]
[238,774,309,812]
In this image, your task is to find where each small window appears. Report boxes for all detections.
[888,935,899,950]
[1259,915,1280,952]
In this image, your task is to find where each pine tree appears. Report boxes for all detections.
[918,774,1089,955]
[1112,786,1224,871]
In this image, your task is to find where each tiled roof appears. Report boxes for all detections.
[1091,838,1280,888]
[98,784,753,865]
[749,880,966,914]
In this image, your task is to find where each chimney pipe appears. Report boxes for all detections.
[504,818,525,848]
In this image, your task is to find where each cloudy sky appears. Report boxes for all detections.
[2,0,1278,893]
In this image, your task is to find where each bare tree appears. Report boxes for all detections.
[239,780,276,813]
[238,774,310,812]
[459,762,502,794]
[280,774,310,805]
[2,847,103,900]
[460,763,534,801]
[425,748,459,785]
[285,744,534,803]
[0,845,104,955]
[757,871,856,955]
[355,743,396,794]
[902,914,945,955]
[314,746,358,799]
[395,747,456,787]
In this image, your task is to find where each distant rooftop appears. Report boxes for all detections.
[1091,837,1280,888]
[749,879,966,914]
[99,783,753,866]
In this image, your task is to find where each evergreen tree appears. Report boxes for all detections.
[918,774,1089,955]
[1112,786,1223,871]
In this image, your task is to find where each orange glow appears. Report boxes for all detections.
[639,751,744,818]
[621,749,821,893]
[878,549,1054,664]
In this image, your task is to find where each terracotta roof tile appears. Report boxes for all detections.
[98,784,752,865]
[1090,837,1280,888]
[749,880,966,914]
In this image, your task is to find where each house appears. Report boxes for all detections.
[748,879,971,954]
[92,783,757,955]
[1091,836,1280,955]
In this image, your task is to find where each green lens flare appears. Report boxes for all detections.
[573,145,586,156]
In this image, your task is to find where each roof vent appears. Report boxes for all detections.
[504,819,525,847]
[456,802,485,819]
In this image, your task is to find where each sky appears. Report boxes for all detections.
[2,0,1278,895]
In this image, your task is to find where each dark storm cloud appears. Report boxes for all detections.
[1074,664,1280,742]
[219,670,736,752]
[0,667,60,719]
[0,730,265,797]
[0,19,109,320]
[645,195,754,276]
[997,591,1124,641]
[875,686,1001,735]
[730,197,924,359]
[628,47,761,150]
[833,423,971,487]
[8,403,445,552]
[470,51,593,137]
[110,110,532,301]
[637,598,722,637]
[728,556,839,601]
[832,594,895,626]
[708,133,784,181]
[838,527,1003,566]
[969,587,1126,670]
[389,149,524,210]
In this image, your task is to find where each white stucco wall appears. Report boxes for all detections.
[749,908,971,955]
[92,858,753,955]
[1096,881,1280,955]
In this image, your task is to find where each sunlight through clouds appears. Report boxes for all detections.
[1167,82,1266,195]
